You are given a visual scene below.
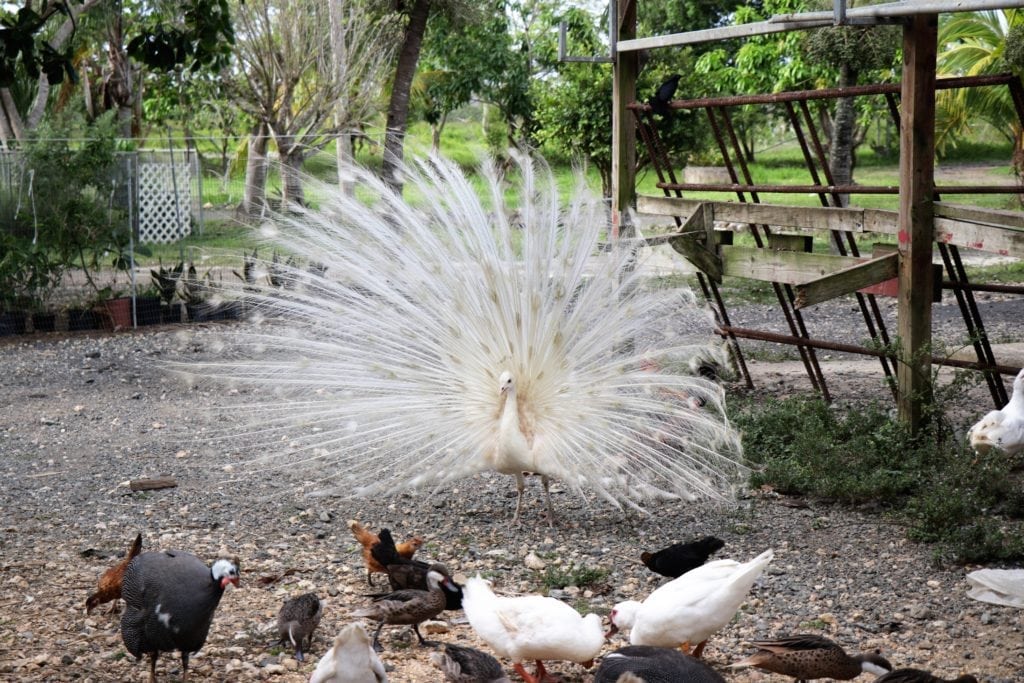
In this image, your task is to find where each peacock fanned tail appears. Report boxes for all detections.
[184,153,748,511]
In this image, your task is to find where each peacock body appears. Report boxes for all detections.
[191,154,746,519]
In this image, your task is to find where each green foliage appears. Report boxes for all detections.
[127,0,235,72]
[541,563,609,591]
[736,395,1024,564]
[22,111,129,298]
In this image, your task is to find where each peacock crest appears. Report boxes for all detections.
[187,153,747,519]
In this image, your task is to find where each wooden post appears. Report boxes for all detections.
[897,14,938,430]
[611,0,637,239]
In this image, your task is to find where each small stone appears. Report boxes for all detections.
[524,551,546,570]
[281,658,299,671]
[981,612,995,625]
[318,511,331,523]
[262,663,286,675]
[421,620,449,635]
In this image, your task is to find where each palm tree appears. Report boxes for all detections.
[936,9,1024,171]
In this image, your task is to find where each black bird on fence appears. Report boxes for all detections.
[648,74,682,118]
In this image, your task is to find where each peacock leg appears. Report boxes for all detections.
[540,475,556,527]
[511,473,526,525]
[513,662,540,683]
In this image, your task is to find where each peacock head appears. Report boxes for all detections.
[499,370,514,395]
[211,558,240,589]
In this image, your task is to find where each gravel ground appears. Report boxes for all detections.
[1,305,1023,683]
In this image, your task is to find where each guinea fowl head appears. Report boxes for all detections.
[212,558,240,589]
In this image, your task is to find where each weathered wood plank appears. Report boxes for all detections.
[934,217,1024,258]
[768,233,813,252]
[794,253,898,309]
[129,476,178,492]
[637,195,898,234]
[934,202,1024,231]
[666,204,723,281]
[720,245,866,284]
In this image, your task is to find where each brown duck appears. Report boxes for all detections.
[730,634,893,681]
[352,567,454,651]
[876,670,978,683]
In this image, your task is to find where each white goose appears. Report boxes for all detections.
[462,575,604,683]
[608,549,774,657]
[968,368,1024,457]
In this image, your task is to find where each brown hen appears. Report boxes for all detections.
[347,520,422,586]
[85,532,143,614]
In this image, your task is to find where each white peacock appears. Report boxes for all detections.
[190,153,747,524]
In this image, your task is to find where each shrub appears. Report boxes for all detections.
[735,395,1024,564]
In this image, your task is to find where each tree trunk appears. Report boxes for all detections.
[829,62,858,208]
[279,138,307,208]
[336,129,355,196]
[382,0,431,194]
[241,123,270,218]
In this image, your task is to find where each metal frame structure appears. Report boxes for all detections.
[610,2,1024,428]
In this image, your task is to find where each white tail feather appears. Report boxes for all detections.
[185,153,747,511]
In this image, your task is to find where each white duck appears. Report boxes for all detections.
[462,575,604,683]
[309,623,387,683]
[967,368,1024,457]
[607,549,774,657]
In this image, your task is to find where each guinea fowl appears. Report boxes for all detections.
[430,643,511,683]
[276,592,322,662]
[190,154,745,525]
[352,568,454,651]
[86,532,142,614]
[875,669,978,683]
[640,536,725,578]
[608,549,773,658]
[730,634,892,681]
[594,645,726,683]
[462,575,604,683]
[309,623,388,683]
[120,551,239,682]
[967,368,1024,456]
[371,528,464,610]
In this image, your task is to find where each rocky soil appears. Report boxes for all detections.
[1,300,1023,682]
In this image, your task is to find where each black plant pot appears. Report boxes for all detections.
[32,312,56,333]
[0,310,28,336]
[161,303,185,324]
[67,308,98,331]
[135,297,162,326]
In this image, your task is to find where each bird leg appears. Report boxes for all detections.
[366,569,375,587]
[540,475,556,528]
[513,662,540,683]
[371,621,386,652]
[411,623,439,648]
[148,653,158,683]
[181,652,190,682]
[511,473,526,525]
[691,639,708,658]
[678,640,692,655]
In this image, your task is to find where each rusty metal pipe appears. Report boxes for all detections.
[718,324,1022,376]
[655,181,1022,194]
[627,74,1018,111]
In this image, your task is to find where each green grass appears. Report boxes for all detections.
[540,563,609,591]
[734,393,1024,565]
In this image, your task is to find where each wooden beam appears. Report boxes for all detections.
[667,204,723,281]
[720,245,867,284]
[897,13,938,430]
[610,0,637,239]
[794,253,898,309]
[637,195,897,234]
[935,217,1024,258]
[935,202,1024,231]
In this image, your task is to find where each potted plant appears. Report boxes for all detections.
[151,260,185,323]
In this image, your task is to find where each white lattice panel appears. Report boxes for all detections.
[138,161,192,244]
